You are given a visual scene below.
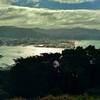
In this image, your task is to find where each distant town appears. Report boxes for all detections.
[0,38,75,49]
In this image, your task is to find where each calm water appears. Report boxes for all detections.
[0,46,64,68]
[75,40,100,48]
[0,40,100,68]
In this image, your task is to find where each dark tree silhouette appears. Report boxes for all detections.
[8,45,100,98]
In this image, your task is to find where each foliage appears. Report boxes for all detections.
[1,45,100,99]
[7,95,100,100]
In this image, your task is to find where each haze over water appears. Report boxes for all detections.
[0,40,100,68]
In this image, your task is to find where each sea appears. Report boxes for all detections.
[0,40,100,68]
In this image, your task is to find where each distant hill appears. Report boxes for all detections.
[0,26,47,40]
[39,28,100,40]
[0,26,100,40]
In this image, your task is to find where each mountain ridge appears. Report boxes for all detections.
[0,26,100,40]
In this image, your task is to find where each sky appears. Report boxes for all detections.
[0,0,100,9]
[0,0,100,30]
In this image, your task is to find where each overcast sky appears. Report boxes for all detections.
[0,0,100,30]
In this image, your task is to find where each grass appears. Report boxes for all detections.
[7,95,100,100]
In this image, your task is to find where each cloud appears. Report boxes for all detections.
[32,0,40,3]
[0,0,97,6]
[0,0,15,5]
[0,0,39,6]
[52,0,96,3]
[0,6,100,30]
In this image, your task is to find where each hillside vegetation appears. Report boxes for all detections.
[0,45,100,99]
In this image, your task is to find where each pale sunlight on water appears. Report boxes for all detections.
[0,46,64,68]
[0,40,100,68]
